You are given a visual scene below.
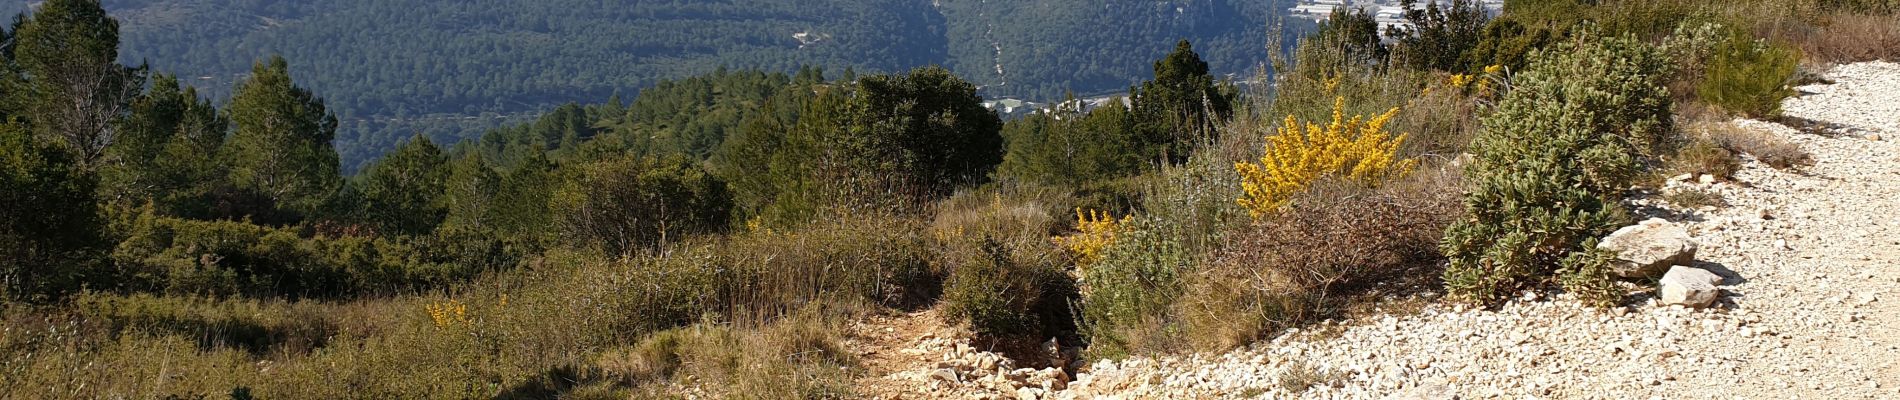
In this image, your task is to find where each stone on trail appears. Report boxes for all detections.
[1599,218,1700,279]
[1659,266,1723,308]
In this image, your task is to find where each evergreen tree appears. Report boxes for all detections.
[997,98,1142,186]
[224,56,341,219]
[492,147,555,242]
[849,66,1004,194]
[11,0,145,169]
[1131,40,1234,163]
[1387,0,1490,72]
[441,152,501,232]
[104,74,230,215]
[0,122,102,301]
[355,134,449,235]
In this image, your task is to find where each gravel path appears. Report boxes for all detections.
[1054,61,1900,399]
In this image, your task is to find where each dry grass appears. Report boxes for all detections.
[1178,164,1460,352]
[1791,12,1900,63]
[1668,136,1743,180]
[0,212,932,399]
[1701,121,1814,169]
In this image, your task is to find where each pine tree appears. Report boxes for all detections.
[11,0,144,169]
[356,134,449,235]
[224,56,342,219]
[441,152,501,232]
[1131,40,1233,163]
[104,74,230,214]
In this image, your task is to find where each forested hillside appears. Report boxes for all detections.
[3,0,1290,172]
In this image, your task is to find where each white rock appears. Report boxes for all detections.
[932,368,961,384]
[1659,266,1723,308]
[1600,218,1701,278]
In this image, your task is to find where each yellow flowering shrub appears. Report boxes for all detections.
[1234,97,1417,218]
[425,299,469,329]
[1054,208,1128,268]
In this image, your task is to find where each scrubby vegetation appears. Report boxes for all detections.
[2,0,1885,396]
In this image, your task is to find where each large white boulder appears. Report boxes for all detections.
[1599,218,1700,279]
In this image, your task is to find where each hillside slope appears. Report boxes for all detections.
[5,0,1289,171]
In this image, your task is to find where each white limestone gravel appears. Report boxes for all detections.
[1053,61,1900,400]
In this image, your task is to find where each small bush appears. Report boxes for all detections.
[1234,97,1417,218]
[1668,136,1742,180]
[1665,188,1729,209]
[1699,33,1799,118]
[1079,215,1189,358]
[1184,169,1459,352]
[550,154,732,257]
[1387,0,1491,72]
[1055,209,1128,269]
[940,237,1072,340]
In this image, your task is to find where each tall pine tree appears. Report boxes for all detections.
[1131,40,1233,163]
[355,134,448,235]
[11,0,144,169]
[224,56,341,220]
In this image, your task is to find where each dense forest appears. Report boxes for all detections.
[3,0,1293,172]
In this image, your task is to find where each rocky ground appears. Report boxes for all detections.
[849,61,1900,399]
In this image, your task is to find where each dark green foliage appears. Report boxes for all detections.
[1698,34,1799,117]
[10,0,144,168]
[102,74,231,217]
[1388,0,1491,72]
[1442,33,1673,304]
[1464,16,1570,73]
[0,124,104,301]
[224,56,341,220]
[110,209,523,298]
[941,237,1072,340]
[614,68,795,160]
[352,135,449,235]
[34,0,1286,172]
[551,155,733,256]
[1132,40,1237,162]
[714,66,1002,226]
[996,100,1143,186]
[1309,7,1389,67]
[850,67,1006,192]
[491,149,557,243]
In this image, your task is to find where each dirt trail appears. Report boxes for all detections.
[847,61,1900,399]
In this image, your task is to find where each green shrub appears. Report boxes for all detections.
[1080,215,1189,358]
[1388,0,1491,72]
[1698,33,1799,117]
[940,237,1071,340]
[549,154,732,257]
[1442,31,1670,305]
[0,124,105,302]
[109,209,524,298]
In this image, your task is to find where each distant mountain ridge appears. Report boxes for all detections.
[5,0,1292,171]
